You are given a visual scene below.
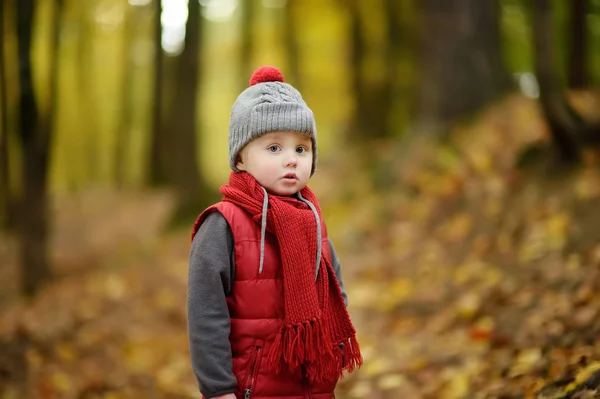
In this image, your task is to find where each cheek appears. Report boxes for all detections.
[300,158,312,176]
[254,156,280,176]
[303,154,313,167]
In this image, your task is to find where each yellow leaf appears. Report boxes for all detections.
[442,372,470,399]
[56,342,77,361]
[378,373,407,390]
[377,279,414,311]
[389,278,414,301]
[474,316,495,332]
[456,293,481,320]
[436,213,472,243]
[470,151,493,174]
[574,171,600,199]
[156,288,177,310]
[125,342,154,372]
[346,284,379,309]
[349,381,372,398]
[51,371,72,393]
[573,361,600,385]
[545,212,570,249]
[105,274,125,300]
[409,356,428,370]
[362,357,393,377]
[509,348,541,377]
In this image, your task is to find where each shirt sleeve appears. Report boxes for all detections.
[187,211,237,398]
[328,238,349,307]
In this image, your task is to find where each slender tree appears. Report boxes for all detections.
[0,0,12,230]
[415,0,510,132]
[149,0,209,216]
[16,0,63,296]
[77,3,99,181]
[166,0,209,214]
[346,0,402,140]
[149,0,165,184]
[347,0,370,138]
[382,0,402,136]
[530,0,600,162]
[115,4,136,187]
[568,0,588,89]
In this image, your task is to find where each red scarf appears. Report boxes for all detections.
[220,172,362,383]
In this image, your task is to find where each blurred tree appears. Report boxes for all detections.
[531,0,600,162]
[16,0,63,296]
[0,0,13,230]
[150,0,165,184]
[150,0,209,217]
[347,0,401,140]
[415,0,510,132]
[284,0,301,88]
[115,4,136,188]
[168,0,209,213]
[568,0,589,89]
[383,0,403,129]
[240,0,256,90]
[76,3,99,181]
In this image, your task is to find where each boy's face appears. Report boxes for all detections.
[236,131,313,196]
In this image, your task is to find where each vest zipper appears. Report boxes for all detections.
[244,345,262,399]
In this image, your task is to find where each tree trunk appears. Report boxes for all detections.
[115,4,135,188]
[532,0,583,162]
[347,0,400,140]
[149,0,166,184]
[77,4,99,182]
[16,0,61,296]
[347,0,368,138]
[382,0,402,137]
[283,0,301,88]
[415,0,510,132]
[239,0,255,90]
[568,0,588,89]
[166,0,207,214]
[0,0,13,230]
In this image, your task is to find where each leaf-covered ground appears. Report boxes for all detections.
[2,95,600,398]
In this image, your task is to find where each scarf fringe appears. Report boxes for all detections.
[305,335,363,383]
[268,321,363,384]
[267,317,333,377]
[341,335,363,374]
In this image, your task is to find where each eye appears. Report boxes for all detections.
[268,145,281,153]
[296,146,308,154]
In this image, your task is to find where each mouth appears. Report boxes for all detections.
[282,173,298,181]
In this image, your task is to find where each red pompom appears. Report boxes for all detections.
[249,66,285,86]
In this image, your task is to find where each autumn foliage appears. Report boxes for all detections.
[3,94,600,398]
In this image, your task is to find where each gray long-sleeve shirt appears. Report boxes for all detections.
[187,211,348,399]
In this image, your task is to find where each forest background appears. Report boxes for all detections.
[2,0,600,398]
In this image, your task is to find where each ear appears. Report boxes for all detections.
[235,155,246,171]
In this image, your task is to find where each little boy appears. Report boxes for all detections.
[187,66,362,399]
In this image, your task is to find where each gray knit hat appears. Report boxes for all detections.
[229,66,317,175]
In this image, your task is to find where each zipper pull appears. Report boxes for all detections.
[245,388,251,399]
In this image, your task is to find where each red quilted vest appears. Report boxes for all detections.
[194,202,338,399]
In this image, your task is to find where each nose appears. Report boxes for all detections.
[285,152,298,168]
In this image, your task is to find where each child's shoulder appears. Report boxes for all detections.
[202,201,247,217]
[193,202,248,232]
[191,202,227,241]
